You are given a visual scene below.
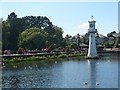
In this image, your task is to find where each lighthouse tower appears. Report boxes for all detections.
[87,16,97,57]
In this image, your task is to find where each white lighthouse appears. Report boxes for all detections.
[87,16,98,57]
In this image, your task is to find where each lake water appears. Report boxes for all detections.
[2,53,119,88]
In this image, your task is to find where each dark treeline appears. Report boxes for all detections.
[2,12,65,51]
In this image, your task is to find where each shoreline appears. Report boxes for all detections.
[2,50,120,63]
[2,53,87,63]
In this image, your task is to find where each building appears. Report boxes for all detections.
[96,34,108,45]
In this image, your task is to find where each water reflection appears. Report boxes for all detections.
[88,60,98,88]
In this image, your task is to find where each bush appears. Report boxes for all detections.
[48,55,57,59]
[105,43,113,48]
[2,52,87,63]
[58,54,68,58]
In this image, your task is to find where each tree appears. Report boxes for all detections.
[105,42,113,48]
[81,33,89,45]
[7,18,25,50]
[114,37,120,48]
[0,19,2,51]
[22,15,57,48]
[52,26,63,48]
[18,27,48,50]
[22,16,53,30]
[64,34,72,48]
[8,12,17,20]
[107,31,116,37]
[0,41,2,50]
[3,12,64,51]
[2,21,11,50]
[77,33,81,47]
[61,39,68,48]
[2,12,26,51]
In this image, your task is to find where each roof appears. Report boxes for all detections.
[113,33,120,37]
[79,43,88,46]
[97,34,107,38]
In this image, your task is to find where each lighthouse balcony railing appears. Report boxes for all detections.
[88,29,97,33]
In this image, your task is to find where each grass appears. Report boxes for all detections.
[3,56,46,63]
[2,52,87,63]
[85,55,100,59]
[58,54,68,58]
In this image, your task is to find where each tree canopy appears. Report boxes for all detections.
[107,31,116,37]
[2,12,64,51]
[18,27,48,49]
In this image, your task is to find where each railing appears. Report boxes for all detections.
[88,29,97,33]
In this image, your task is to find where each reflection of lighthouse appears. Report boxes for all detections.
[88,60,97,88]
[87,16,97,57]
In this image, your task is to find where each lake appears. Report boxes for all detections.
[2,53,119,88]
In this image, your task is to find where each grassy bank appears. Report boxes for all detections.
[2,53,87,63]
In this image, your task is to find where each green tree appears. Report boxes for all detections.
[2,21,11,50]
[52,26,63,48]
[18,27,48,50]
[107,31,116,37]
[77,33,81,47]
[61,39,68,48]
[114,37,120,48]
[22,16,53,30]
[7,12,17,20]
[105,42,113,48]
[3,12,64,51]
[64,34,72,48]
[81,33,89,45]
[22,15,58,49]
[3,12,25,50]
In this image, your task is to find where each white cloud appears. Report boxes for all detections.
[63,22,89,37]
[78,22,89,30]
[71,22,89,35]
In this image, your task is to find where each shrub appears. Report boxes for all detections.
[58,54,68,58]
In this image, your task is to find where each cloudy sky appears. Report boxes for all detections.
[1,2,118,37]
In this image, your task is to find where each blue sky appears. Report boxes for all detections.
[1,2,118,37]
